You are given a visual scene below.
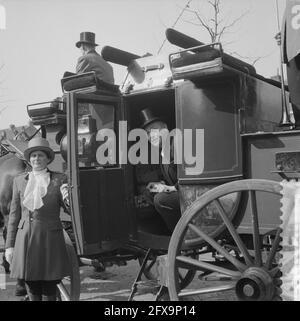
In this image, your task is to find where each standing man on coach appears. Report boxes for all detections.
[73,31,115,84]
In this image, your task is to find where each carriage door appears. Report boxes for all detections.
[66,90,129,256]
[175,79,242,182]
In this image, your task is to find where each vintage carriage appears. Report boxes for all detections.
[11,28,300,301]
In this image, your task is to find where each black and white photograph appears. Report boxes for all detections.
[0,0,300,304]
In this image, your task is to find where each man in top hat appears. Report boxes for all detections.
[64,32,114,84]
[140,108,181,232]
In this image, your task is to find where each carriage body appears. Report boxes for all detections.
[24,33,300,300]
[56,44,294,256]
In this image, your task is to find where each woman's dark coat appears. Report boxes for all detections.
[5,171,70,280]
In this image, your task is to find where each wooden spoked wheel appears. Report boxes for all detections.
[56,230,81,301]
[168,179,282,301]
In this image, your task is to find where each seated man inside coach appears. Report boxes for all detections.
[139,108,181,232]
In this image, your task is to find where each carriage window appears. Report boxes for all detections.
[77,101,115,168]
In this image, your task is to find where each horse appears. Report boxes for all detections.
[0,153,26,218]
[0,129,36,297]
[0,149,27,272]
[0,125,40,272]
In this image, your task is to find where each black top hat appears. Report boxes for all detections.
[76,32,98,48]
[139,108,161,128]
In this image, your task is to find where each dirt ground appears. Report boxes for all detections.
[0,228,236,301]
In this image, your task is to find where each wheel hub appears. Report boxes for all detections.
[235,267,275,301]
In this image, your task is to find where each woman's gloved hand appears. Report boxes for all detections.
[5,247,14,265]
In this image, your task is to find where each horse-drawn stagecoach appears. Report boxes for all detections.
[2,28,299,301]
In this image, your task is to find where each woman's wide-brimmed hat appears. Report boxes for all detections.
[24,137,55,163]
[139,108,161,129]
[76,32,98,48]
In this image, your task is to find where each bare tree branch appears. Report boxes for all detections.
[222,40,237,47]
[218,26,227,41]
[0,106,8,115]
[184,0,264,65]
[184,0,250,44]
[189,9,215,39]
[223,10,250,30]
[251,57,264,66]
[158,14,169,29]
[183,19,202,27]
[185,7,210,28]
[228,50,274,66]
[216,9,250,42]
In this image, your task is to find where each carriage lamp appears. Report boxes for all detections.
[78,114,96,134]
[77,115,97,162]
[60,115,97,165]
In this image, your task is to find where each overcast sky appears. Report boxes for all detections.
[0,0,286,129]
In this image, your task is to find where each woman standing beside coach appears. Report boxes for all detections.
[4,137,70,301]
